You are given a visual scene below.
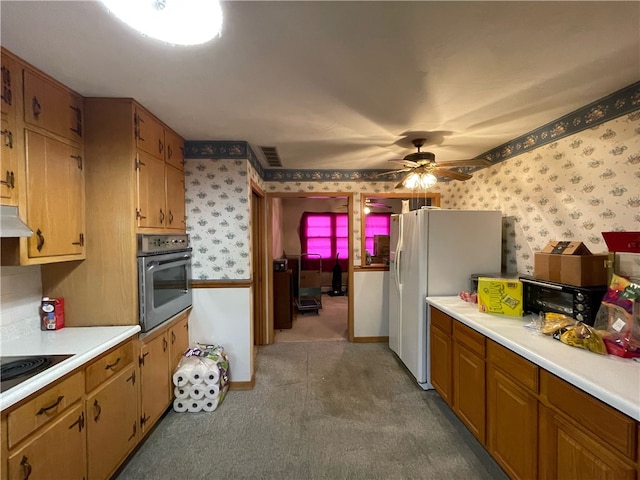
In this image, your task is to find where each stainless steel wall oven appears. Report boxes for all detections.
[137,234,192,332]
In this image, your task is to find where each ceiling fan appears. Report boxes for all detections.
[375,138,491,188]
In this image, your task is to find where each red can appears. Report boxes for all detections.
[41,297,65,331]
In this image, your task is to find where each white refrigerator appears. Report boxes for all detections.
[388,208,502,389]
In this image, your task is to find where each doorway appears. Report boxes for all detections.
[267,193,354,343]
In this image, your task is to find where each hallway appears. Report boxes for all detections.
[275,294,348,343]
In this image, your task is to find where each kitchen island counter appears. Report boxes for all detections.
[0,325,140,411]
[426,296,640,421]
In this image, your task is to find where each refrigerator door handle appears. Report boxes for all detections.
[396,250,402,288]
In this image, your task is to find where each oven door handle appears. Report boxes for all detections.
[521,278,563,290]
[146,255,191,270]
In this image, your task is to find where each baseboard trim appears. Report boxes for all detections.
[353,336,388,343]
[229,375,256,390]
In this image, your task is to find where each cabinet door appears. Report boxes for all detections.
[1,113,17,205]
[139,333,170,434]
[430,325,452,406]
[164,128,184,171]
[25,130,85,259]
[136,150,166,229]
[453,342,486,444]
[1,51,16,117]
[539,404,636,480]
[7,403,86,480]
[134,107,164,160]
[23,69,83,143]
[487,366,537,480]
[165,165,185,231]
[87,364,138,480]
[169,314,189,374]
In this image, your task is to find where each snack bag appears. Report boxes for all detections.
[593,274,640,358]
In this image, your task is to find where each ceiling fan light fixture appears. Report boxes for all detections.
[363,206,371,215]
[403,172,437,190]
[100,0,223,46]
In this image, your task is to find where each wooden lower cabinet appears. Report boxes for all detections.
[169,313,189,374]
[7,403,86,480]
[539,403,636,480]
[139,331,171,435]
[453,342,486,444]
[430,324,452,406]
[86,363,138,480]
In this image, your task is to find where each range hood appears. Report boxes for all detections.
[0,205,33,237]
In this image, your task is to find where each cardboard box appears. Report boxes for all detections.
[534,252,608,286]
[374,235,390,257]
[541,240,592,255]
[478,277,523,317]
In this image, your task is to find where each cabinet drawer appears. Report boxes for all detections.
[85,340,134,392]
[487,340,538,393]
[8,370,84,448]
[453,321,485,357]
[540,370,637,460]
[430,307,452,334]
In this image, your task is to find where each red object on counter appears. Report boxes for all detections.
[459,291,478,303]
[41,297,65,330]
[602,231,640,253]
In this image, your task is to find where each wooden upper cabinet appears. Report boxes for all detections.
[165,128,184,171]
[23,69,83,143]
[25,130,85,259]
[1,113,17,205]
[136,150,166,229]
[165,165,186,230]
[1,51,17,117]
[134,106,164,160]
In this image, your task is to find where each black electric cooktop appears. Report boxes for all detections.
[0,354,74,393]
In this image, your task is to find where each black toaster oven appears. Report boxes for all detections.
[519,276,607,326]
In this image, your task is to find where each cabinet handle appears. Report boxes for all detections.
[136,209,147,220]
[31,96,41,118]
[1,128,12,148]
[70,154,83,170]
[128,422,137,441]
[35,229,45,252]
[168,210,174,225]
[1,170,15,189]
[167,145,172,159]
[104,357,120,370]
[140,414,150,427]
[20,455,32,480]
[139,351,149,366]
[126,370,136,385]
[69,105,82,137]
[71,233,84,247]
[171,331,176,344]
[162,337,168,352]
[159,139,164,155]
[159,209,165,223]
[68,411,85,432]
[36,395,63,415]
[93,399,102,422]
[1,66,12,106]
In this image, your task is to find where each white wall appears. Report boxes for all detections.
[189,288,252,383]
[0,266,42,339]
[353,270,389,337]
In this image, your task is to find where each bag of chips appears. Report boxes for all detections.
[593,274,640,358]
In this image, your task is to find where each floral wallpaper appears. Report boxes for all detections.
[185,159,251,280]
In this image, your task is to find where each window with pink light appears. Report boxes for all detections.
[300,213,349,271]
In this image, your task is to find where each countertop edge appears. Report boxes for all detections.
[426,296,640,422]
[1,326,141,412]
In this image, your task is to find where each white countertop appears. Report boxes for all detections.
[426,296,640,422]
[1,325,140,411]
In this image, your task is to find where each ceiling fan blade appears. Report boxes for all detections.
[371,168,412,178]
[389,158,420,167]
[394,172,411,189]
[368,202,392,209]
[435,158,491,168]
[432,168,473,181]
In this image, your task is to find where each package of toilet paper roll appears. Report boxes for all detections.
[172,343,230,413]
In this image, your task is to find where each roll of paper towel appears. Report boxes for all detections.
[202,400,218,412]
[203,367,220,385]
[204,384,219,400]
[174,386,189,400]
[188,383,205,400]
[173,399,188,413]
[187,400,204,413]
[188,362,207,385]
[172,357,199,387]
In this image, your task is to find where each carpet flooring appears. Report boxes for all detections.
[115,342,507,480]
[275,294,348,343]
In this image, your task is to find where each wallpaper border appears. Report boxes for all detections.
[184,81,640,182]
